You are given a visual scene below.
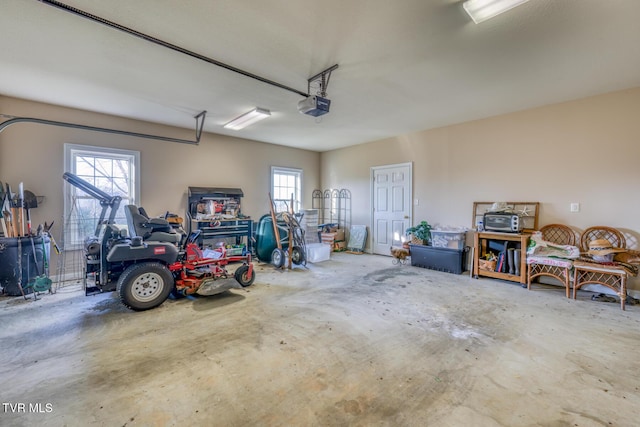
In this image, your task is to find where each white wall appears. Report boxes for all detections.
[320,87,640,292]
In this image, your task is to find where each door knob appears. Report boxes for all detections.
[404,215,409,219]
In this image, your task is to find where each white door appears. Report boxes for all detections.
[371,163,412,255]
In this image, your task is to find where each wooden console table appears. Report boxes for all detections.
[473,231,530,285]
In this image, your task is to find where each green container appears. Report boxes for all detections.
[255,214,289,262]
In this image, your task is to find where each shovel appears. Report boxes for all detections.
[0,209,7,237]
[7,183,20,237]
[43,221,61,254]
[23,190,38,236]
[18,182,25,237]
[16,237,27,300]
[3,210,13,238]
[0,181,7,237]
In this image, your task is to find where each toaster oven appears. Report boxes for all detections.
[483,212,523,233]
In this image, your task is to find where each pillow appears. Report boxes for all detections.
[614,251,640,264]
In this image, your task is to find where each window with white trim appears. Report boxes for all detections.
[64,144,140,247]
[271,166,302,213]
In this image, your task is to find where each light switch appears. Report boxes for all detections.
[414,199,419,206]
[570,203,580,213]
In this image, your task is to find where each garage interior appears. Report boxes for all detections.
[1,1,640,426]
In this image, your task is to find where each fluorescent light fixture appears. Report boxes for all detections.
[223,107,271,130]
[463,0,530,24]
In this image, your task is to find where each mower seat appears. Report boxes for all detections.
[124,204,181,244]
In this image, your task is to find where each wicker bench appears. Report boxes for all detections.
[572,226,635,310]
[527,224,576,298]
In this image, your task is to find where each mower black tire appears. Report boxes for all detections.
[234,265,256,287]
[291,246,305,265]
[117,262,174,311]
[271,248,285,268]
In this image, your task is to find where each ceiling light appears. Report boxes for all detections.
[463,0,530,24]
[223,108,271,130]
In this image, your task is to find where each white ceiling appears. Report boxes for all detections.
[1,0,640,152]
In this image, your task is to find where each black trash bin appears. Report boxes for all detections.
[0,236,51,296]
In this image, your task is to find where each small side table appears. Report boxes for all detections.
[473,231,530,285]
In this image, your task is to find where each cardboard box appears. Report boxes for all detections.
[321,232,336,245]
[334,241,346,251]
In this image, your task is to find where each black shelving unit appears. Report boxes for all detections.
[187,187,253,253]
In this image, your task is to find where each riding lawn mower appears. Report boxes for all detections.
[63,172,255,311]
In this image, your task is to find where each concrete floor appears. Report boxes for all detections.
[1,252,639,427]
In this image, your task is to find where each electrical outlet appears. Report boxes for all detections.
[570,203,580,213]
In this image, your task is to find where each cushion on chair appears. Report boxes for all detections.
[573,259,636,277]
[614,250,640,264]
[526,256,573,269]
[526,224,577,297]
[526,232,579,259]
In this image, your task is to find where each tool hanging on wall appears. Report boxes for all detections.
[0,183,42,237]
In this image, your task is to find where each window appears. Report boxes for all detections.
[64,144,140,247]
[271,166,302,213]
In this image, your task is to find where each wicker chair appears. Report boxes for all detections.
[573,226,631,310]
[527,224,577,298]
